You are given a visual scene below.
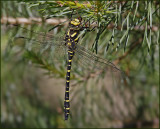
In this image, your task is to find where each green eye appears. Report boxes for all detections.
[75,19,79,22]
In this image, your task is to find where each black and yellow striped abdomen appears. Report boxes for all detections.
[64,50,74,120]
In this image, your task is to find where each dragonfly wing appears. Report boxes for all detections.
[11,25,68,62]
[9,24,57,42]
[73,44,122,73]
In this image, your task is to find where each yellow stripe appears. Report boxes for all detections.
[66,108,70,110]
[68,60,72,62]
[68,51,73,53]
[66,80,69,82]
[67,43,71,46]
[67,113,69,114]
[71,32,77,37]
[66,91,69,92]
[67,75,70,77]
[67,70,70,72]
[74,36,79,41]
[68,65,71,66]
[67,30,70,36]
[66,100,69,102]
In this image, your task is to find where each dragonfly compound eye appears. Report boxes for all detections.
[75,19,79,22]
[70,18,80,26]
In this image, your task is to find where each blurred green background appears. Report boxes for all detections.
[1,1,159,128]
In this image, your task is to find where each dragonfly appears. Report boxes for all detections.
[9,14,124,120]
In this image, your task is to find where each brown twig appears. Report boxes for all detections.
[1,17,158,32]
[1,17,67,25]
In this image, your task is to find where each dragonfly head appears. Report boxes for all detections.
[70,16,82,27]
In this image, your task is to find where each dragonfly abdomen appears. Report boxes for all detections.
[64,50,74,120]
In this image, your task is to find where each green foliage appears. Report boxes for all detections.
[1,1,159,128]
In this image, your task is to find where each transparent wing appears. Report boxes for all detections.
[11,25,68,63]
[10,24,57,42]
[72,43,122,74]
[71,44,125,89]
